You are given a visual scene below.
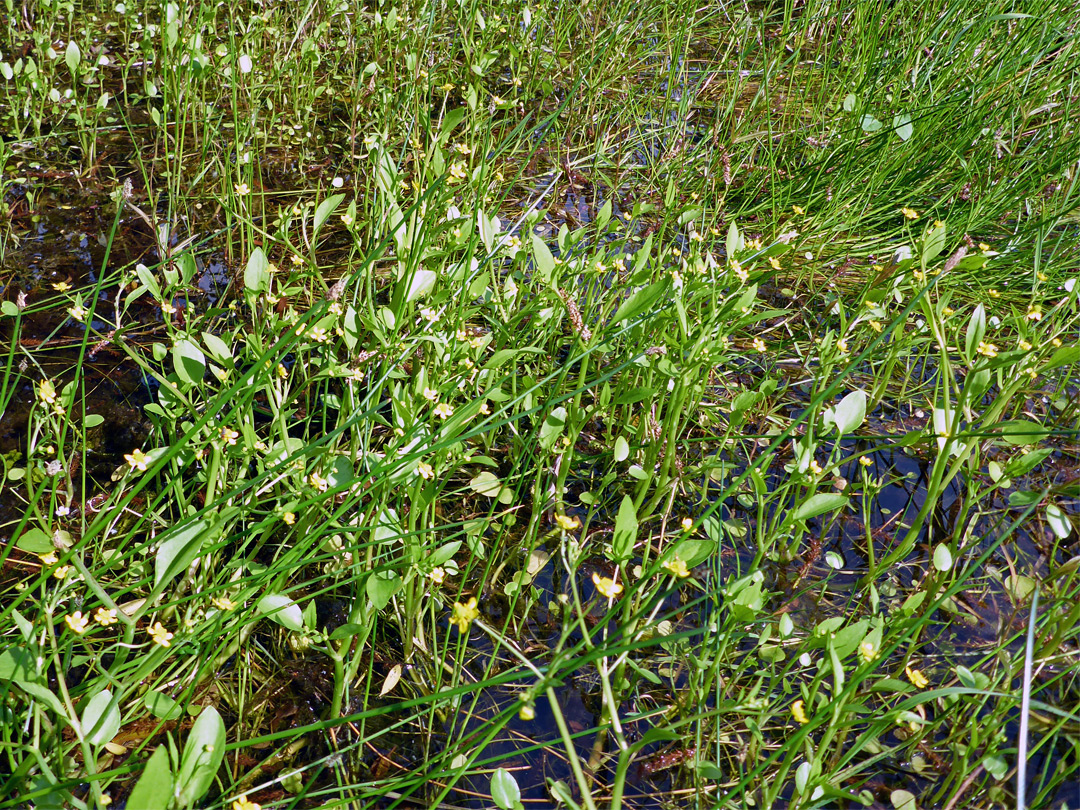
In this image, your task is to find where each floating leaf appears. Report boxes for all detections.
[469,471,503,498]
[861,114,883,132]
[998,419,1049,446]
[256,593,304,632]
[490,768,522,810]
[1045,504,1072,539]
[842,93,857,111]
[15,527,53,554]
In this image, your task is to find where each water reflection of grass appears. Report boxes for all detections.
[1,0,1078,808]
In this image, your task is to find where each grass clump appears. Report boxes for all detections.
[1,1,1078,808]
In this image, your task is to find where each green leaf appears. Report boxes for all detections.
[144,690,183,720]
[1,300,18,317]
[998,419,1049,446]
[893,113,913,141]
[964,304,986,364]
[726,221,742,258]
[125,746,174,810]
[891,788,917,810]
[0,647,36,683]
[257,593,305,632]
[613,436,629,463]
[155,519,213,588]
[469,471,504,498]
[672,536,716,568]
[932,544,953,572]
[860,114,882,132]
[1045,504,1072,539]
[490,768,522,810]
[172,339,206,386]
[16,527,53,554]
[793,493,849,522]
[1045,345,1079,370]
[922,220,947,266]
[366,570,401,609]
[312,193,346,242]
[329,623,367,641]
[65,40,81,73]
[200,332,233,366]
[175,706,226,807]
[538,406,567,452]
[81,689,121,747]
[842,93,857,111]
[403,268,437,302]
[611,496,637,563]
[84,414,104,429]
[530,233,556,284]
[243,247,270,299]
[612,280,667,325]
[831,390,866,435]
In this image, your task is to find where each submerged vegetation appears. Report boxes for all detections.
[1,0,1079,808]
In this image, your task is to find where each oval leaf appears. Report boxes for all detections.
[932,543,953,572]
[82,689,121,747]
[490,768,521,810]
[126,746,174,810]
[176,706,226,807]
[172,339,206,386]
[143,690,183,721]
[16,527,53,554]
[793,493,849,522]
[611,495,638,563]
[256,593,304,632]
[833,390,866,435]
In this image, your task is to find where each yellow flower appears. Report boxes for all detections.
[65,612,90,634]
[905,665,929,689]
[282,511,296,525]
[1026,305,1042,322]
[420,307,438,323]
[988,288,1000,298]
[148,621,173,648]
[94,608,118,626]
[68,304,88,321]
[232,798,261,810]
[808,459,823,475]
[837,339,849,354]
[220,427,239,446]
[417,461,434,479]
[791,699,810,724]
[433,402,454,419]
[450,597,479,632]
[768,257,782,270]
[124,448,150,471]
[479,402,491,415]
[429,566,446,584]
[340,212,354,227]
[212,594,238,611]
[422,387,439,402]
[868,320,883,333]
[276,364,288,379]
[53,565,71,580]
[52,281,72,291]
[555,514,580,531]
[858,456,873,467]
[440,82,454,92]
[39,552,59,566]
[290,254,304,266]
[662,555,690,578]
[519,702,536,721]
[448,161,467,182]
[752,337,767,353]
[901,207,918,220]
[1019,339,1032,351]
[235,183,251,197]
[591,572,624,599]
[858,641,877,663]
[680,517,693,532]
[308,472,328,491]
[38,380,58,405]
[976,341,998,358]
[792,205,806,215]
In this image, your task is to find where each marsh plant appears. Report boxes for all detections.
[0,0,1078,808]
